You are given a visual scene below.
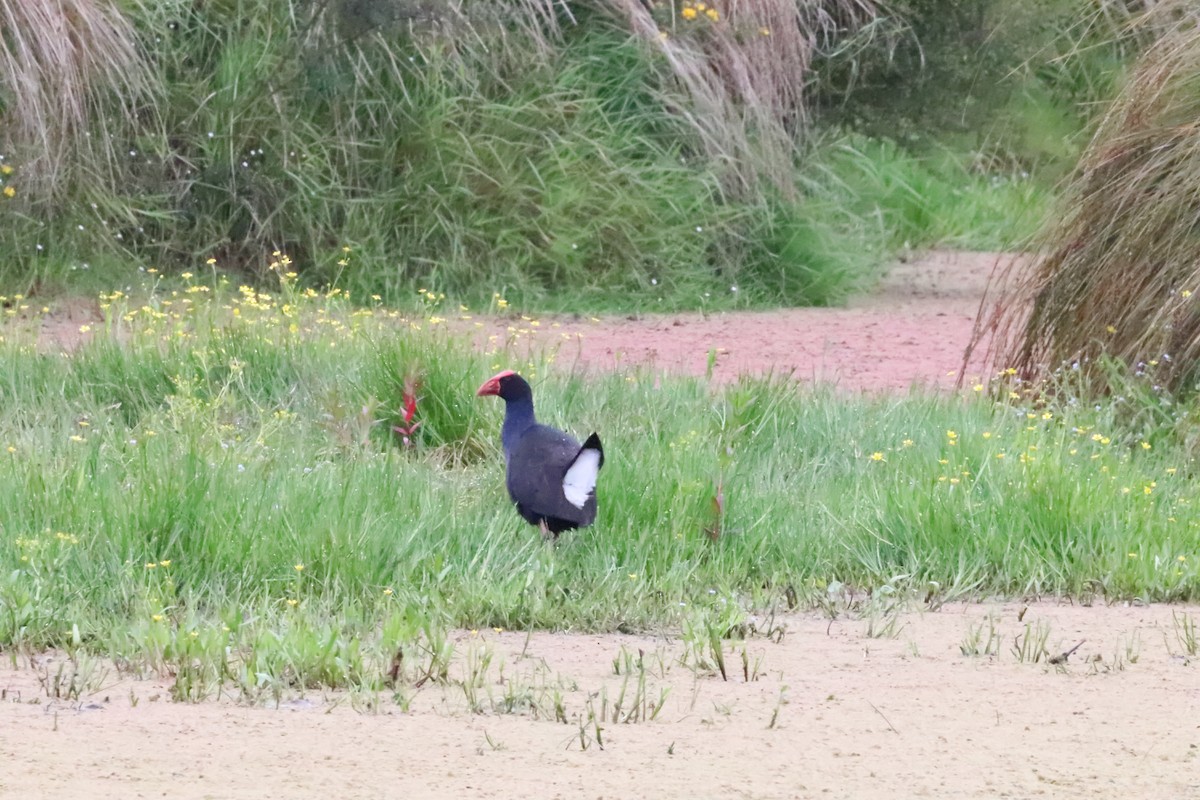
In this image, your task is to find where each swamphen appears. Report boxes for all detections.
[477,370,603,539]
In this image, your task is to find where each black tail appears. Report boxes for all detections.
[581,432,604,469]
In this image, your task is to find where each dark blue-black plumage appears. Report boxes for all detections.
[477,370,603,537]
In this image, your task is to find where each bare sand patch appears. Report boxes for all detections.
[2,602,1198,799]
[475,250,1014,390]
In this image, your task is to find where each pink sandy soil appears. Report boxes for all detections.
[471,249,1011,391]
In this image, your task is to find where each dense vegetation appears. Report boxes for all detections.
[0,0,1126,310]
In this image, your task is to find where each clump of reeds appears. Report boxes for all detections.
[980,4,1200,394]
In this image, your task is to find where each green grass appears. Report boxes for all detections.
[0,280,1196,694]
[801,134,1049,254]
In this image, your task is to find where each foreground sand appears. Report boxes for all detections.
[2,602,1198,799]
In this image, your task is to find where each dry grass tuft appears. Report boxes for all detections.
[975,4,1200,394]
[606,0,880,196]
[0,0,154,198]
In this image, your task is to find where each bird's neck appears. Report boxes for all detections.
[500,397,536,457]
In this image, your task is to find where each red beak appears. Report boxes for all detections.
[476,369,516,397]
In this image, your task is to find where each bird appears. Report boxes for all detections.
[476,370,603,539]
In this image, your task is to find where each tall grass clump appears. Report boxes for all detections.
[609,0,880,195]
[0,0,153,195]
[981,5,1200,395]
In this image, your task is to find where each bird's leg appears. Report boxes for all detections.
[538,519,554,543]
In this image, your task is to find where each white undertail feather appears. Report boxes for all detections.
[562,447,602,509]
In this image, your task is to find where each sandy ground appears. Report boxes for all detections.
[2,602,1198,799]
[474,250,1012,390]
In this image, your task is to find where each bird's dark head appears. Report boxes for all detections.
[476,369,531,401]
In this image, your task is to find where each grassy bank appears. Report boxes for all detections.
[0,130,1049,315]
[0,281,1195,693]
[0,1,1052,314]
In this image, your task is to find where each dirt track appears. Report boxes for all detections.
[476,249,1010,390]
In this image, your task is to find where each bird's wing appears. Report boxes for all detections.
[562,433,603,509]
[507,426,581,512]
